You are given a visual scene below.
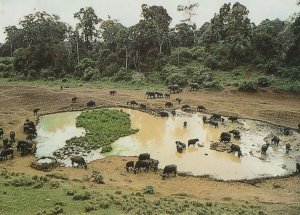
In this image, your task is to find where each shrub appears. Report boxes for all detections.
[91,170,104,184]
[257,77,270,87]
[112,68,134,82]
[238,80,258,92]
[142,185,155,194]
[165,72,188,87]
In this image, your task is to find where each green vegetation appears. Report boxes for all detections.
[66,109,138,152]
[0,2,299,93]
[1,170,299,215]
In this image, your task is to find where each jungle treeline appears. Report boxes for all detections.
[0,2,299,87]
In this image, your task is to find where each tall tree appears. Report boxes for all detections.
[74,7,102,50]
[141,4,172,54]
[177,2,199,44]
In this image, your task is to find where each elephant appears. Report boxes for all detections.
[175,141,186,150]
[228,116,238,123]
[168,84,180,94]
[109,90,117,96]
[87,100,96,107]
[211,113,221,121]
[71,96,78,103]
[181,104,191,111]
[9,131,15,142]
[209,120,218,128]
[271,136,280,147]
[176,144,183,153]
[158,111,169,117]
[220,132,231,143]
[283,127,290,136]
[125,161,134,172]
[285,143,291,154]
[183,121,187,128]
[155,92,164,98]
[261,143,270,155]
[202,116,209,124]
[296,163,300,173]
[162,164,177,179]
[176,97,182,104]
[165,102,173,108]
[188,138,199,147]
[33,108,40,115]
[0,128,3,139]
[164,93,170,99]
[127,100,138,106]
[197,105,206,112]
[0,148,14,160]
[189,83,200,91]
[145,91,156,99]
[134,160,150,174]
[149,158,159,172]
[229,129,240,139]
[228,144,242,158]
[171,110,176,116]
[139,103,147,110]
[71,156,87,169]
[138,153,150,161]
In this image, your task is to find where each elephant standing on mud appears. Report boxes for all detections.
[71,96,79,103]
[157,111,169,117]
[109,90,117,96]
[189,83,200,91]
[33,108,40,115]
[165,102,173,108]
[168,84,180,94]
[162,164,177,179]
[9,131,16,142]
[87,100,96,107]
[71,156,87,169]
[139,103,147,110]
[197,105,206,112]
[127,100,138,106]
[228,116,238,123]
[0,128,3,139]
[145,91,156,99]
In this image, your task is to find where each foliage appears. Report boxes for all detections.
[142,185,155,194]
[66,109,138,151]
[238,80,258,92]
[0,2,299,89]
[91,170,105,184]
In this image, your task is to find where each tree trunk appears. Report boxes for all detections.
[125,47,128,70]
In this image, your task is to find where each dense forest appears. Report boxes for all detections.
[0,2,299,91]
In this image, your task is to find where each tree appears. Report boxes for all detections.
[74,7,102,50]
[141,4,172,54]
[177,2,199,44]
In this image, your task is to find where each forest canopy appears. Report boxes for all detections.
[0,2,299,86]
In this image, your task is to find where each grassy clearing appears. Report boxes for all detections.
[66,109,138,152]
[1,170,299,215]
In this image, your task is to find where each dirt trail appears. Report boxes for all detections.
[0,83,299,206]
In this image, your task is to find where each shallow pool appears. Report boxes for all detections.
[36,109,300,180]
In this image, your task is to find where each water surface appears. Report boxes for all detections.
[36,109,300,180]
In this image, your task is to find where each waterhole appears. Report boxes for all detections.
[36,109,300,180]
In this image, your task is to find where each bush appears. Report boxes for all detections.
[165,72,188,87]
[142,185,155,194]
[257,77,270,87]
[238,80,258,92]
[112,68,134,82]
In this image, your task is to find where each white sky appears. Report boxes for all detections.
[0,0,299,42]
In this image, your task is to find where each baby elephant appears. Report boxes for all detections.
[33,108,40,115]
[70,156,87,169]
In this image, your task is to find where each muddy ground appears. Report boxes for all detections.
[0,83,299,211]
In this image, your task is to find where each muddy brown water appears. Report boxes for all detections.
[36,109,300,180]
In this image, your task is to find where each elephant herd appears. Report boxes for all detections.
[0,118,38,161]
[123,153,177,180]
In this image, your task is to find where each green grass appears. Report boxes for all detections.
[66,109,138,152]
[1,170,299,215]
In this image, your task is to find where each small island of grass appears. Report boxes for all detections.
[66,109,138,153]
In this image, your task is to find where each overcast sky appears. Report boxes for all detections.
[0,0,299,42]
